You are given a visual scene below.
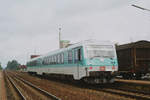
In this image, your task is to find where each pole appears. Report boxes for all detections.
[59,28,61,48]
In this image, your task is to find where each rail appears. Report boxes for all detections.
[5,72,26,100]
[6,71,61,100]
[100,88,150,100]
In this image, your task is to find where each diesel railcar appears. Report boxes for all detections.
[27,40,118,83]
[116,40,150,79]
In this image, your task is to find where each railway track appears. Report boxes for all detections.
[36,74,150,100]
[37,74,150,100]
[5,71,26,100]
[99,87,150,100]
[12,71,150,100]
[5,71,61,100]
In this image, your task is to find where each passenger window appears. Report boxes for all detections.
[56,55,58,64]
[46,57,48,65]
[48,56,50,65]
[52,56,54,64]
[54,56,57,64]
[58,54,60,64]
[68,51,73,63]
[50,56,52,64]
[61,53,64,64]
[50,57,52,64]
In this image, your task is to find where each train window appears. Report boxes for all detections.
[50,56,52,64]
[49,56,51,64]
[49,57,51,64]
[78,49,82,61]
[48,57,50,64]
[53,56,54,64]
[49,56,51,65]
[42,59,44,65]
[86,45,114,58]
[57,54,60,64]
[46,57,48,65]
[47,57,49,65]
[54,56,57,64]
[43,58,46,65]
[74,50,78,63]
[52,56,54,64]
[59,54,61,64]
[61,53,64,64]
[59,53,64,64]
[48,56,50,65]
[74,48,82,63]
[53,56,55,64]
[56,55,58,64]
[68,50,73,63]
[44,58,46,65]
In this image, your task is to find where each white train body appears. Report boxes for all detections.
[27,40,118,83]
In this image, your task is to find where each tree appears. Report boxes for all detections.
[0,62,2,70]
[6,60,20,70]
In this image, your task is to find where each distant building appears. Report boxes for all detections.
[30,55,40,59]
[18,65,27,71]
[60,40,71,48]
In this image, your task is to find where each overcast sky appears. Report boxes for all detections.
[0,0,150,68]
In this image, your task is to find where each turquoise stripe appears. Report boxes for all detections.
[84,58,118,66]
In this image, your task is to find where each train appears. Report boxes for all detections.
[116,40,150,79]
[26,40,118,84]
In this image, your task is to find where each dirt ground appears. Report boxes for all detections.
[0,71,7,100]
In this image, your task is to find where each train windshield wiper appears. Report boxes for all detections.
[102,56,109,58]
[93,56,101,58]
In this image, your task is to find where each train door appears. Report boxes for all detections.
[74,47,83,79]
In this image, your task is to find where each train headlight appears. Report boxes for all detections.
[89,66,93,70]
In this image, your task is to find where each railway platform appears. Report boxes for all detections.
[0,71,7,100]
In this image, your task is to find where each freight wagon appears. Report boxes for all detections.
[116,40,150,79]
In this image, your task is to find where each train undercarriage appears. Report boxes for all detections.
[28,71,117,84]
[82,71,116,84]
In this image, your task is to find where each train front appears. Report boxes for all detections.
[83,43,118,83]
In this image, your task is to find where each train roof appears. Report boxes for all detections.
[28,40,113,62]
[67,39,112,49]
[116,40,150,50]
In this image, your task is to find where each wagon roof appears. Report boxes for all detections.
[116,40,150,50]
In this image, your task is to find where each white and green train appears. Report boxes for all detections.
[27,40,118,83]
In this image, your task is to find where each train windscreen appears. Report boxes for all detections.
[86,45,115,59]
